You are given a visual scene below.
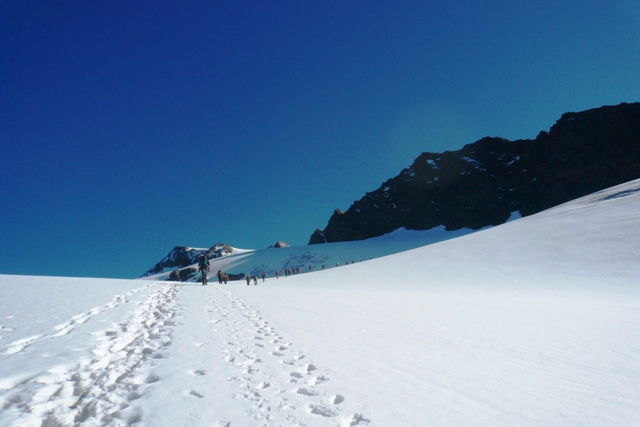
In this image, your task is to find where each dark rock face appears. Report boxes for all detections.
[141,243,235,277]
[178,267,198,282]
[226,273,245,281]
[269,241,290,248]
[309,102,640,244]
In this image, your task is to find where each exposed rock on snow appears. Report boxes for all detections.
[268,241,290,248]
[141,244,236,277]
[310,102,640,243]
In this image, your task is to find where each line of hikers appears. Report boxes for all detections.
[217,270,229,284]
[196,253,369,286]
[245,273,264,286]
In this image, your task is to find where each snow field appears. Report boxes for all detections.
[141,283,369,427]
[1,178,640,426]
[0,282,180,426]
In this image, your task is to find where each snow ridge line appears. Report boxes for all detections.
[0,282,181,427]
[208,285,370,427]
[1,282,157,355]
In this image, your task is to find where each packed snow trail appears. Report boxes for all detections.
[0,282,180,427]
[204,284,369,427]
[1,283,156,356]
[0,277,370,427]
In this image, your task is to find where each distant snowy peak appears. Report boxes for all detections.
[141,243,237,277]
[310,102,640,244]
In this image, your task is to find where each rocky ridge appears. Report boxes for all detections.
[269,241,290,248]
[141,243,235,278]
[309,102,640,244]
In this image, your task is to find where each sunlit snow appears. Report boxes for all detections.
[1,179,639,426]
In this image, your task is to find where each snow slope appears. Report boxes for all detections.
[1,180,639,426]
[143,222,506,283]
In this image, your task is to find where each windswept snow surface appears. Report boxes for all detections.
[1,179,640,426]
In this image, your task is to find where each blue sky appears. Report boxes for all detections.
[2,1,639,279]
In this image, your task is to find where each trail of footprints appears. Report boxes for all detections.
[0,283,180,427]
[1,283,157,356]
[207,286,369,427]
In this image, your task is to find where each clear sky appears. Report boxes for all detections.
[2,0,639,279]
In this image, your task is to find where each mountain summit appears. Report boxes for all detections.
[310,102,640,244]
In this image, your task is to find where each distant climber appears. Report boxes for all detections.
[198,255,210,286]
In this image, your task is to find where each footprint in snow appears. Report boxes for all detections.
[307,375,328,386]
[308,404,336,417]
[189,390,204,398]
[331,394,345,404]
[296,388,317,396]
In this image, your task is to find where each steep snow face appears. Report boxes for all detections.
[1,179,640,427]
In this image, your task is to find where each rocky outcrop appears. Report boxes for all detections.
[309,102,640,244]
[268,241,290,248]
[141,243,235,277]
[178,267,198,282]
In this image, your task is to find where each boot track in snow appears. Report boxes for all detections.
[0,282,180,427]
[205,285,370,427]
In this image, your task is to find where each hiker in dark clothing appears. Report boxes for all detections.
[198,255,210,285]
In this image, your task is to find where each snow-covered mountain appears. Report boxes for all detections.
[1,179,639,426]
[142,223,501,283]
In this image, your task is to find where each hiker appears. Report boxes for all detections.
[253,275,258,285]
[276,270,280,279]
[198,255,210,286]
[261,272,266,282]
[246,275,251,286]
[217,270,224,284]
